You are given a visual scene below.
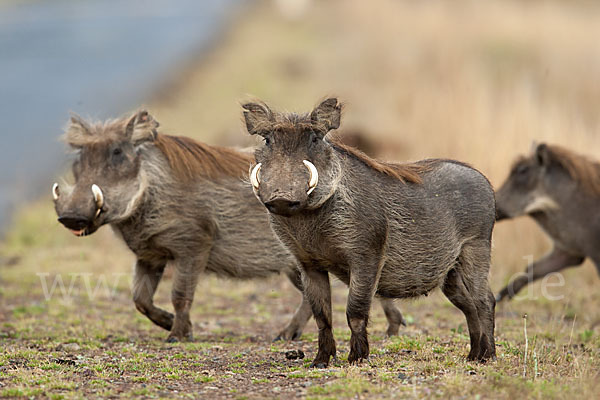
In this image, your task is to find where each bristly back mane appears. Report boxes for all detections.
[328,136,429,184]
[545,144,600,196]
[154,134,253,181]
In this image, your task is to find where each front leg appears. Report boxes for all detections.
[167,255,207,342]
[132,259,174,330]
[496,247,584,302]
[347,257,383,364]
[302,266,336,368]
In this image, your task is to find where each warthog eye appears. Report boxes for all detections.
[264,137,271,146]
[113,148,122,156]
[515,164,529,175]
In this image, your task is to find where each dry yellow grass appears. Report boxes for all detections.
[2,0,600,398]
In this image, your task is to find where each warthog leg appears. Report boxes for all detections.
[133,259,174,331]
[379,298,406,336]
[346,257,383,365]
[275,270,405,341]
[303,267,336,368]
[167,254,207,343]
[444,243,496,362]
[274,268,312,341]
[496,248,584,302]
[442,268,482,361]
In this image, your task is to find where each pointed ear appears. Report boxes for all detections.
[125,110,159,145]
[535,143,551,166]
[311,98,342,135]
[63,113,92,148]
[242,102,273,136]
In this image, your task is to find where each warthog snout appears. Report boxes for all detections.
[250,160,318,195]
[264,198,302,216]
[53,182,105,237]
[57,215,92,231]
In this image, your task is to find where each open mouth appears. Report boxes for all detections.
[69,228,88,237]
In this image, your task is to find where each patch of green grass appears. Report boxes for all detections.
[195,376,215,383]
[307,377,383,399]
[385,336,423,353]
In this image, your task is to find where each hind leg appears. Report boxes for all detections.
[442,268,482,360]
[457,243,496,361]
[379,298,405,336]
[274,267,313,341]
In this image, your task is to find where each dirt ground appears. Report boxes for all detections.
[2,0,600,398]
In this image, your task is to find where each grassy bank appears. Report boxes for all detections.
[1,0,600,398]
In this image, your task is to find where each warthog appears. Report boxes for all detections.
[52,110,406,341]
[495,143,600,301]
[243,98,497,367]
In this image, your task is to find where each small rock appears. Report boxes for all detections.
[205,386,219,390]
[211,345,223,351]
[285,350,305,360]
[397,372,408,381]
[62,343,81,352]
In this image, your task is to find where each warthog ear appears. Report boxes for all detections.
[242,101,273,136]
[311,98,342,135]
[535,143,551,166]
[64,113,92,148]
[125,110,159,145]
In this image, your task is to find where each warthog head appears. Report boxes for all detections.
[53,111,157,236]
[243,98,342,217]
[496,143,566,221]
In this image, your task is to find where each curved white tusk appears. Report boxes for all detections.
[52,183,59,200]
[250,163,262,190]
[91,184,104,210]
[303,160,319,195]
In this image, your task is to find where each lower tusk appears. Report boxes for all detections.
[250,163,262,190]
[52,183,59,200]
[91,184,104,210]
[303,160,318,195]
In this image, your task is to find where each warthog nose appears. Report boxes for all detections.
[58,215,91,230]
[264,199,302,216]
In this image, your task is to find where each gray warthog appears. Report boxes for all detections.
[52,111,405,341]
[243,98,497,367]
[495,143,600,301]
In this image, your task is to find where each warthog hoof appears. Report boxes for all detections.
[309,361,329,369]
[166,332,193,343]
[273,328,303,342]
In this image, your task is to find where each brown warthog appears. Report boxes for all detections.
[243,98,497,367]
[52,110,406,341]
[495,143,600,301]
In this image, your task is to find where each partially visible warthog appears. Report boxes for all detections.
[495,143,600,301]
[52,111,406,341]
[243,98,496,367]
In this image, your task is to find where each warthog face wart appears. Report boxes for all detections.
[244,98,341,217]
[53,111,157,236]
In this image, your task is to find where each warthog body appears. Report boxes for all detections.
[243,98,496,367]
[495,143,600,301]
[52,111,405,341]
